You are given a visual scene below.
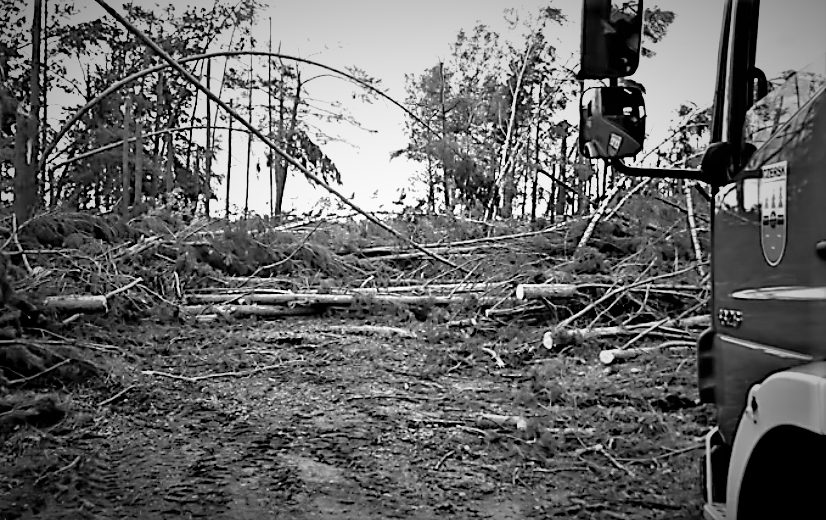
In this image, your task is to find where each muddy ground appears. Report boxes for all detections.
[0,316,710,519]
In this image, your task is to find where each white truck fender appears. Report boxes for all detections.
[725,361,826,519]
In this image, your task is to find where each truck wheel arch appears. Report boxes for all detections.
[725,362,826,519]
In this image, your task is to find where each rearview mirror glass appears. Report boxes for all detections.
[579,0,644,79]
[579,86,646,159]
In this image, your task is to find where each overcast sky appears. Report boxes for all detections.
[44,0,823,217]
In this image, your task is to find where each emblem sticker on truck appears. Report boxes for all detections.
[759,161,787,266]
[608,133,622,154]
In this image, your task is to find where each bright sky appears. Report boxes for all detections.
[38,0,819,218]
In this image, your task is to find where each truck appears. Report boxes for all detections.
[576,0,826,518]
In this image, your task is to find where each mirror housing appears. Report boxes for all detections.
[579,0,644,79]
[580,86,646,159]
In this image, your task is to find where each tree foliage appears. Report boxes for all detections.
[399,4,675,220]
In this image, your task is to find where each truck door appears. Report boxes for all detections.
[713,0,826,443]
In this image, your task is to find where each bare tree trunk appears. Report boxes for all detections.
[186,59,206,172]
[121,97,132,216]
[43,0,51,207]
[153,58,164,152]
[152,72,164,202]
[13,111,37,222]
[134,120,143,210]
[438,62,451,212]
[204,59,212,217]
[426,150,435,213]
[530,103,540,221]
[24,0,42,213]
[243,58,253,219]
[275,43,286,218]
[274,70,302,216]
[225,101,233,218]
[520,130,529,217]
[165,131,174,194]
[268,17,274,218]
[554,122,570,220]
[495,41,534,219]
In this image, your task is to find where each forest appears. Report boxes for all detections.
[0,1,724,518]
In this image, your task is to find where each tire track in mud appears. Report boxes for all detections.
[64,394,306,519]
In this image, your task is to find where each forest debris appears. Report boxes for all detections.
[599,340,695,365]
[214,276,295,288]
[514,283,578,300]
[117,235,163,258]
[98,384,140,406]
[576,183,623,250]
[104,277,142,299]
[0,395,66,429]
[141,360,305,383]
[433,449,456,470]
[589,444,635,478]
[181,305,321,318]
[351,221,571,257]
[43,295,108,313]
[478,413,528,431]
[480,346,505,368]
[447,318,477,328]
[34,455,81,487]
[6,359,72,386]
[320,324,417,338]
[484,304,546,319]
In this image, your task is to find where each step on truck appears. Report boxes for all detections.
[576,0,826,518]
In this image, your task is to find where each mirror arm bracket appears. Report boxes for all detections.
[608,141,741,186]
[609,158,706,181]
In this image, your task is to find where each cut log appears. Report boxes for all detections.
[599,340,695,365]
[516,282,705,301]
[351,282,509,294]
[181,305,321,318]
[514,283,578,300]
[194,282,510,298]
[542,315,710,350]
[42,295,108,313]
[185,292,516,307]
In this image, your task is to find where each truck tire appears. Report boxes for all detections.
[736,426,825,520]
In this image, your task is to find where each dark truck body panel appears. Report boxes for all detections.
[712,83,826,442]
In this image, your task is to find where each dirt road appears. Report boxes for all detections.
[1,318,708,519]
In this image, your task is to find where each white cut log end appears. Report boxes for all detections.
[542,331,555,350]
[599,350,617,365]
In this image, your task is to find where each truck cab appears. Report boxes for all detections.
[577,1,826,518]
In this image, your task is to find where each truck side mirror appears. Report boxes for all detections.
[579,0,644,79]
[579,86,646,159]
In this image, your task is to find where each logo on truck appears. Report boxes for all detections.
[759,161,788,266]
